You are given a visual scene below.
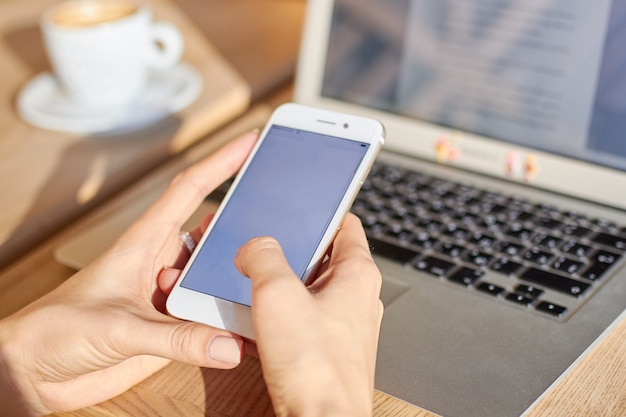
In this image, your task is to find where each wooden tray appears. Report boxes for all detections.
[0,0,250,269]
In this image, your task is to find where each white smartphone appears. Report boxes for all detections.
[166,103,385,339]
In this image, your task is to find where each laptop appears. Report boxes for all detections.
[294,0,626,416]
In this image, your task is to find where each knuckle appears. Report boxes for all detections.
[245,236,280,252]
[169,168,208,200]
[252,273,288,298]
[169,322,201,359]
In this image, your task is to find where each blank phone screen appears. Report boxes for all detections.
[180,125,370,306]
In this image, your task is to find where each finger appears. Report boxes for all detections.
[200,213,215,234]
[329,213,373,264]
[244,342,259,358]
[156,215,208,301]
[234,236,301,291]
[168,231,198,270]
[189,226,203,246]
[309,214,382,298]
[131,130,258,239]
[158,267,181,295]
[41,355,171,412]
[234,236,312,313]
[117,313,244,369]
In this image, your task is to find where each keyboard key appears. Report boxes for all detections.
[441,223,469,240]
[403,192,421,205]
[456,183,480,197]
[457,212,481,226]
[416,217,443,233]
[463,249,493,267]
[384,222,414,242]
[520,267,591,297]
[561,224,592,238]
[505,292,534,306]
[384,221,405,236]
[516,211,536,222]
[449,267,484,286]
[563,211,587,223]
[506,223,533,241]
[389,205,410,221]
[536,216,563,230]
[411,231,439,250]
[536,301,568,317]
[490,257,523,275]
[582,262,610,281]
[533,232,563,249]
[476,282,505,296]
[552,256,584,275]
[498,241,525,257]
[536,203,559,216]
[414,256,455,277]
[367,222,387,235]
[469,231,496,248]
[483,190,506,203]
[591,232,626,252]
[580,250,621,280]
[427,200,448,215]
[515,284,544,300]
[436,242,466,258]
[562,241,593,258]
[368,237,420,264]
[592,218,617,231]
[523,247,553,266]
[509,197,534,211]
[481,216,506,233]
[489,203,508,215]
[593,249,621,265]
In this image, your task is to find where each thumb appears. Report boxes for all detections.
[234,236,302,291]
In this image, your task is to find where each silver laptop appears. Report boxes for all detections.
[295,1,626,416]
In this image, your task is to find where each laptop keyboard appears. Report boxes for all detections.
[351,161,626,320]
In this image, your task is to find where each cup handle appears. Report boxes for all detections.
[146,22,184,69]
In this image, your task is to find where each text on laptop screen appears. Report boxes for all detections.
[323,0,626,172]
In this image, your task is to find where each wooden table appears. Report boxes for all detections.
[0,1,625,416]
[0,103,623,417]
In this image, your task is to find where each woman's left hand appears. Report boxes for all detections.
[0,130,258,416]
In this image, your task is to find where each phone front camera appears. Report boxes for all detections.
[343,123,349,129]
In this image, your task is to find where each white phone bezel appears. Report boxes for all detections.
[166,102,384,340]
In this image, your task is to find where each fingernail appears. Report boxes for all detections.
[208,336,243,364]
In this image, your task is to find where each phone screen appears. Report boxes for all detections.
[179,125,370,306]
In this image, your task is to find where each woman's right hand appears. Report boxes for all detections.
[235,214,384,417]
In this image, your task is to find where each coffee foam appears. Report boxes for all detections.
[51,1,138,28]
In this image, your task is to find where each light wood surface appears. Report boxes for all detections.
[0,106,623,417]
[0,1,625,416]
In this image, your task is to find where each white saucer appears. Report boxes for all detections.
[17,62,203,135]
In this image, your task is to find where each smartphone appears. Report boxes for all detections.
[166,103,385,339]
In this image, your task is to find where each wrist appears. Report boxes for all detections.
[0,316,43,416]
[274,396,372,417]
[268,362,373,417]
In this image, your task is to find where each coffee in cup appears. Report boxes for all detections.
[50,1,138,27]
[41,0,184,109]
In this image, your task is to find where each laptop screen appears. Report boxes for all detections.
[322,0,626,172]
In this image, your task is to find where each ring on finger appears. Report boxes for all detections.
[179,231,197,253]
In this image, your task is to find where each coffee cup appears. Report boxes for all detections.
[41,0,184,109]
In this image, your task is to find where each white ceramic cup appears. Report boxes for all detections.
[41,0,184,109]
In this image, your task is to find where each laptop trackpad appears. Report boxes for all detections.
[380,276,410,307]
